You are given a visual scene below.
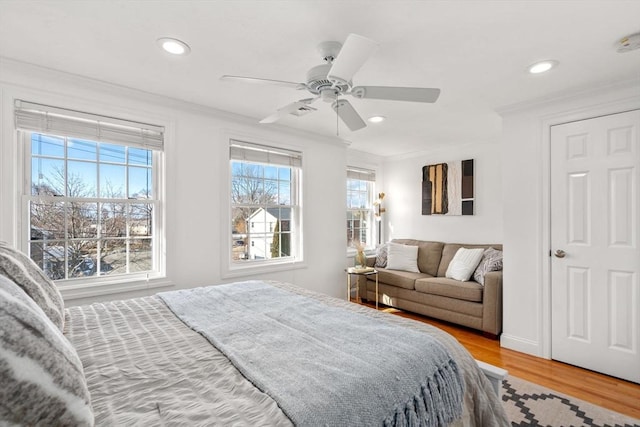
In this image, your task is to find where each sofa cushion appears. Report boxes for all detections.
[414,277,484,302]
[437,243,503,278]
[374,268,432,290]
[391,239,444,276]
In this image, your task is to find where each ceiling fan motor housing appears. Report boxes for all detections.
[306,63,350,97]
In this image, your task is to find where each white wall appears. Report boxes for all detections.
[500,79,640,357]
[382,141,503,244]
[0,58,348,306]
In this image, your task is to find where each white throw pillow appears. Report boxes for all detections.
[445,247,485,281]
[386,243,420,273]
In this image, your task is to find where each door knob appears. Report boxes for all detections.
[554,249,566,258]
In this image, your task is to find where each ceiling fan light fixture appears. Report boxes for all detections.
[157,37,191,55]
[368,115,386,123]
[528,60,558,74]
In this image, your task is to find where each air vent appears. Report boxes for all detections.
[291,105,317,117]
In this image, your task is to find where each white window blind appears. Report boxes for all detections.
[230,140,302,167]
[347,166,376,181]
[14,100,164,151]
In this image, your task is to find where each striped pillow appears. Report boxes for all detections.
[0,241,65,330]
[0,274,93,426]
[473,248,503,285]
[445,247,485,281]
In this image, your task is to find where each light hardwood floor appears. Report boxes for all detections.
[358,300,640,420]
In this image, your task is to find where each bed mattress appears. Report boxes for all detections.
[64,281,508,426]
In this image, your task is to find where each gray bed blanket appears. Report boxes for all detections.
[158,280,463,427]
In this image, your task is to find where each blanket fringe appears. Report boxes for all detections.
[384,360,464,427]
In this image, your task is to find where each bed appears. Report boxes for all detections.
[0,242,509,426]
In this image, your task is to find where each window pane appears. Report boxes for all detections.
[68,139,97,161]
[128,147,152,166]
[278,181,291,205]
[99,143,126,163]
[68,240,98,278]
[129,238,152,272]
[68,160,97,197]
[30,201,66,239]
[100,202,126,237]
[32,158,64,196]
[128,166,151,198]
[32,134,64,158]
[68,202,98,238]
[265,179,278,202]
[278,167,290,181]
[100,164,126,198]
[100,239,125,275]
[130,204,152,237]
[265,165,277,179]
[31,241,66,280]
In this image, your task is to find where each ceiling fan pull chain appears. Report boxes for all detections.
[336,97,340,136]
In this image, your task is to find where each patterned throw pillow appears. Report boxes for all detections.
[0,274,94,426]
[473,247,503,285]
[375,243,389,268]
[0,241,65,330]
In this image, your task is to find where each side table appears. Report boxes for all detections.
[345,267,379,309]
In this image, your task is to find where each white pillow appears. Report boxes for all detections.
[445,247,485,281]
[386,243,420,273]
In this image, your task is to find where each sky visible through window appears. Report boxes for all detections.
[31,134,152,198]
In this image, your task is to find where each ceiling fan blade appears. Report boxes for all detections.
[351,86,441,103]
[331,99,366,131]
[221,75,306,90]
[259,98,317,124]
[327,34,379,86]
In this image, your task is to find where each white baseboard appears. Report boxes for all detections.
[500,333,546,358]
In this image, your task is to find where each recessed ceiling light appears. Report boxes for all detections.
[157,37,191,55]
[528,60,558,74]
[368,116,386,123]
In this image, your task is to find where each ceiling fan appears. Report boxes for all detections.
[220,34,441,132]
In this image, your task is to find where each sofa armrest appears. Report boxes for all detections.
[365,255,376,267]
[481,271,503,336]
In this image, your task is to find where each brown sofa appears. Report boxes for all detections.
[358,239,503,336]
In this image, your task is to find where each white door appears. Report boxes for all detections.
[551,110,640,383]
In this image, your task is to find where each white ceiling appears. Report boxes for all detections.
[1,1,639,157]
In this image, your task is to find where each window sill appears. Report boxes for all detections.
[222,259,307,280]
[58,276,174,301]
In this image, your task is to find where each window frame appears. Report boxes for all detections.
[15,105,167,292]
[346,167,376,252]
[226,139,304,275]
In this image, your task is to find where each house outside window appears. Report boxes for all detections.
[14,100,164,284]
[347,167,376,250]
[230,140,301,266]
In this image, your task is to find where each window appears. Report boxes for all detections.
[347,167,375,249]
[15,100,164,284]
[230,140,301,265]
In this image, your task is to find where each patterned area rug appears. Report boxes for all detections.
[502,376,640,427]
